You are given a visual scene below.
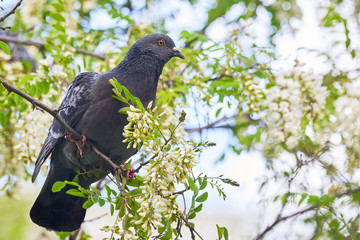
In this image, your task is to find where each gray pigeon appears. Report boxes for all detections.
[30,33,184,232]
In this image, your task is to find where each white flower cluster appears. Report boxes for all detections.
[129,146,196,236]
[122,104,158,150]
[21,0,46,27]
[1,53,25,81]
[119,105,198,238]
[240,76,264,114]
[159,106,188,138]
[37,55,69,81]
[2,97,54,178]
[101,225,139,240]
[263,71,327,149]
[334,84,360,166]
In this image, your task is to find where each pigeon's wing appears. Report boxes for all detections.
[32,72,99,182]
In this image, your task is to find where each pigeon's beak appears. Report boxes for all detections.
[172,47,185,59]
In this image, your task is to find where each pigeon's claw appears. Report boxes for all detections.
[118,164,135,180]
[65,134,87,157]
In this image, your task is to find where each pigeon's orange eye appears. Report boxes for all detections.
[158,39,165,46]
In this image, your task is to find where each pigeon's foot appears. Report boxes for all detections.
[118,164,135,180]
[65,134,87,157]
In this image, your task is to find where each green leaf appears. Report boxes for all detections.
[199,176,208,190]
[125,177,143,187]
[66,189,85,197]
[52,3,65,12]
[166,144,171,152]
[128,188,142,196]
[193,203,203,213]
[217,224,223,239]
[50,13,66,22]
[307,195,319,205]
[83,199,94,209]
[188,177,196,191]
[56,232,72,240]
[98,198,106,207]
[215,108,222,117]
[0,41,10,55]
[110,78,145,111]
[125,161,131,169]
[187,210,196,219]
[118,107,130,114]
[298,193,308,206]
[119,202,126,217]
[216,225,228,240]
[110,203,115,216]
[223,227,229,240]
[351,49,356,58]
[253,70,266,78]
[160,223,172,240]
[105,184,117,197]
[57,33,67,43]
[0,113,7,127]
[195,192,208,202]
[52,181,66,192]
[53,24,65,33]
[90,186,101,196]
[64,180,80,187]
[193,183,199,197]
[80,233,92,239]
[281,194,288,206]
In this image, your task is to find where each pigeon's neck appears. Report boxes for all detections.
[109,54,165,104]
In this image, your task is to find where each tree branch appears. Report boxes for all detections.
[255,205,317,240]
[179,213,204,240]
[185,115,232,134]
[0,26,11,30]
[0,78,119,172]
[0,34,106,60]
[0,0,23,22]
[255,186,360,240]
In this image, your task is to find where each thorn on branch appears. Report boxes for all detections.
[54,104,71,113]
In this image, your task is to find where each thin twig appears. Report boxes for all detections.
[0,78,119,174]
[255,186,360,240]
[84,213,108,223]
[73,48,106,60]
[0,34,106,60]
[179,213,204,240]
[185,115,232,134]
[130,155,156,174]
[0,0,23,22]
[255,205,317,240]
[204,74,232,83]
[69,229,81,240]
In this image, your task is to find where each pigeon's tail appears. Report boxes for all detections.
[30,158,90,232]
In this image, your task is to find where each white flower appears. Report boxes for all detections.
[240,18,254,28]
[286,136,298,149]
[262,71,327,154]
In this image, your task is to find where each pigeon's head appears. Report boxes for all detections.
[129,33,185,63]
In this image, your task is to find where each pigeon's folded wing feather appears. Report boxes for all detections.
[32,72,98,182]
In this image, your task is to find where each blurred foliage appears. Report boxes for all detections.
[0,195,30,240]
[1,0,360,239]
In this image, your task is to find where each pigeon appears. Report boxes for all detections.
[30,33,184,232]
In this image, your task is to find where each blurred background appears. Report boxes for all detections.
[1,0,360,239]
